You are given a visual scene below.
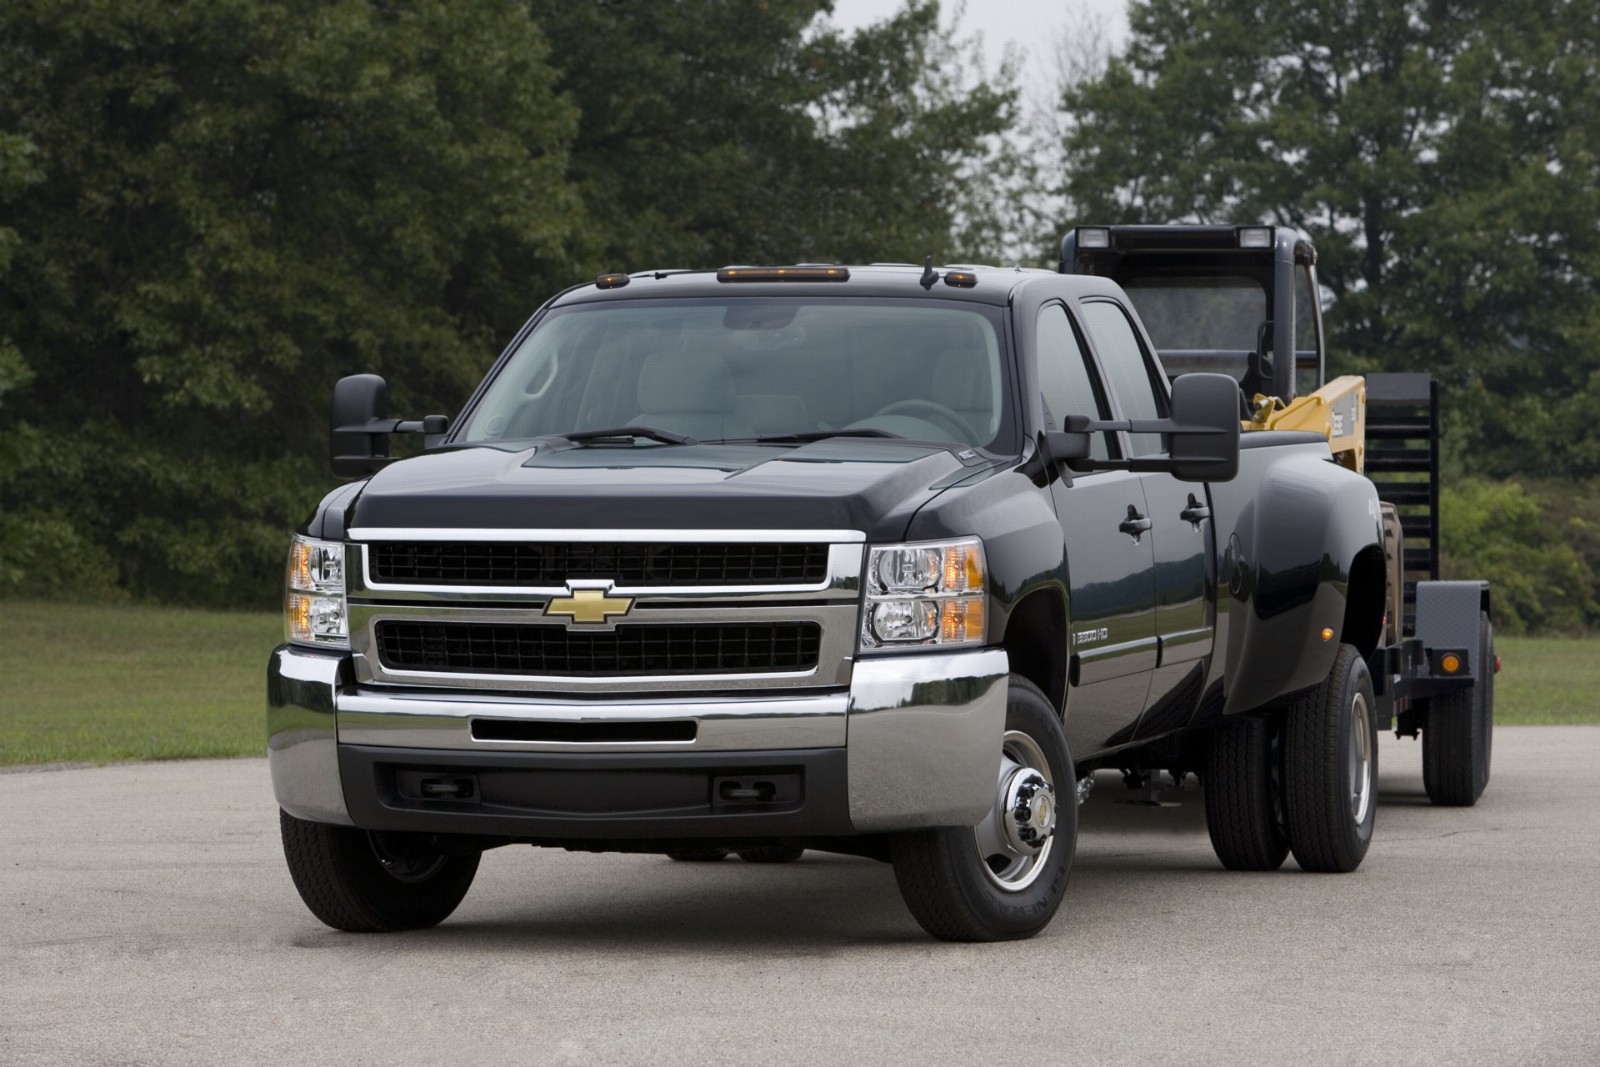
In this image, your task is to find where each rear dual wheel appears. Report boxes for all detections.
[1203,643,1377,874]
[1282,644,1378,872]
[1204,713,1288,871]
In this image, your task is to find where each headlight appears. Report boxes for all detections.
[860,537,986,650]
[285,535,348,647]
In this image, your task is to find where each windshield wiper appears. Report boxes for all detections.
[727,429,905,444]
[561,426,699,446]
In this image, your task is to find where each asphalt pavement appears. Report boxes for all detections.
[2,726,1597,1066]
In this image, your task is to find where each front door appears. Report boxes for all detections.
[1052,471,1158,755]
[1035,301,1157,758]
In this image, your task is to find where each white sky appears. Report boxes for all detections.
[826,0,1130,105]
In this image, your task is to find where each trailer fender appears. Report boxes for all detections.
[1415,581,1492,681]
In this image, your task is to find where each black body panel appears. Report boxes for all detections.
[1208,438,1383,714]
[343,439,970,542]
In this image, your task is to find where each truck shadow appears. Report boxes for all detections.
[283,774,1451,952]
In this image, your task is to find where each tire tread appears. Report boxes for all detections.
[1282,644,1374,873]
[1204,715,1288,871]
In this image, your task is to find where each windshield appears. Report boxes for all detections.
[459,298,1014,450]
[1122,275,1266,380]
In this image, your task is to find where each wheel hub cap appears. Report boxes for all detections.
[1003,770,1056,854]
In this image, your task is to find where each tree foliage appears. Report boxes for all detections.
[1057,0,1600,479]
[1441,478,1600,634]
[0,0,1018,607]
[531,0,1020,268]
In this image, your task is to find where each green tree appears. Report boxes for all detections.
[531,0,1021,268]
[1440,478,1598,633]
[0,0,585,605]
[0,0,1026,609]
[1055,0,1600,478]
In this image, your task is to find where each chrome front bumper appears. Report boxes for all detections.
[267,644,1008,834]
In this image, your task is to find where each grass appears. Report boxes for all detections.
[0,601,1593,766]
[0,600,281,765]
[1493,635,1600,725]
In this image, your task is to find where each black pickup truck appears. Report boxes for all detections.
[270,258,1433,941]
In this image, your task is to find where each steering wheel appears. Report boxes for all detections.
[871,399,980,444]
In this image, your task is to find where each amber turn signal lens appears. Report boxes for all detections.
[1440,654,1461,674]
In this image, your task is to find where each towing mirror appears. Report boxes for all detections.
[1051,372,1242,483]
[1166,372,1241,481]
[330,374,450,479]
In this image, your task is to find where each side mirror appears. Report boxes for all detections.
[1167,372,1241,482]
[330,374,450,479]
[1057,371,1242,484]
[331,374,391,478]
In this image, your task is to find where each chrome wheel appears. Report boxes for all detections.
[973,729,1058,892]
[1348,691,1373,826]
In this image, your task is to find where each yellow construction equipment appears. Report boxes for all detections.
[1243,375,1367,472]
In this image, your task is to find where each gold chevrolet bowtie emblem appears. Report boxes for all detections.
[544,587,634,624]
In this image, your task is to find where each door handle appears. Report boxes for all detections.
[1119,506,1152,540]
[1180,494,1211,527]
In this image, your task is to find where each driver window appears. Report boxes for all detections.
[1036,303,1112,461]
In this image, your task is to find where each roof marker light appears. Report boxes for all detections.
[943,270,978,288]
[1238,227,1275,249]
[717,267,850,283]
[595,272,631,289]
[1078,227,1111,249]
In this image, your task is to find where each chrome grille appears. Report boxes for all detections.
[374,620,822,676]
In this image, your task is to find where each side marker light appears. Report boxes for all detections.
[1320,627,1334,641]
[1440,654,1461,674]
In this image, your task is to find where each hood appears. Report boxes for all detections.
[343,439,987,541]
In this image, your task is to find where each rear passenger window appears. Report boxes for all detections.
[1080,301,1166,457]
[1035,304,1113,461]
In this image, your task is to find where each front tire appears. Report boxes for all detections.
[890,676,1076,942]
[1423,610,1495,806]
[1282,644,1378,873]
[279,810,481,932]
[1204,714,1289,871]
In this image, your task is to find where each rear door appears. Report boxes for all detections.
[1079,299,1214,737]
[1036,300,1155,757]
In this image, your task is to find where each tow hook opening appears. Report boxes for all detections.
[712,774,801,808]
[397,771,480,803]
